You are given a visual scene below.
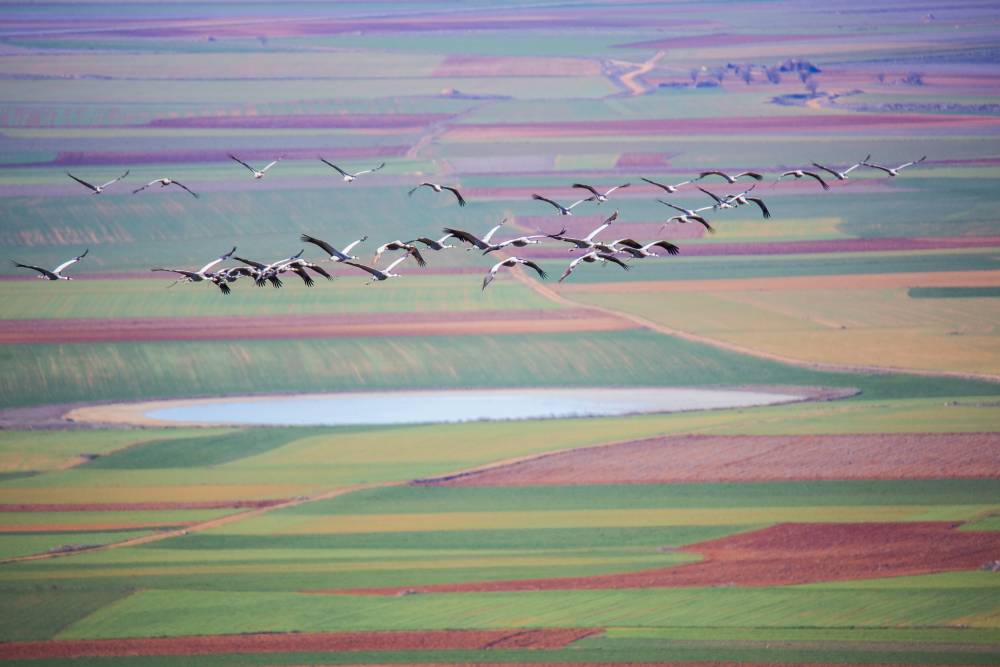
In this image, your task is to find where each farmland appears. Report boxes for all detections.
[1,0,999,665]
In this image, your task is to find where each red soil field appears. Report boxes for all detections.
[0,499,291,512]
[416,432,1000,487]
[334,522,1000,595]
[0,628,600,660]
[446,114,1000,140]
[149,114,449,130]
[0,309,632,344]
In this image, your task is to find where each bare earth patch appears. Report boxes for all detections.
[416,432,1000,486]
[332,522,1000,595]
[0,628,600,660]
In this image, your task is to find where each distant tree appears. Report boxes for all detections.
[902,71,924,86]
[741,65,753,85]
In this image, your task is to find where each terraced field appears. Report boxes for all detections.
[1,0,998,665]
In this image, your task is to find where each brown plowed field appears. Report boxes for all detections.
[446,114,999,140]
[0,628,600,660]
[0,309,632,344]
[416,433,1000,487]
[0,499,290,512]
[334,522,1000,595]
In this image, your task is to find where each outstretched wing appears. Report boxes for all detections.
[132,180,158,194]
[802,171,830,190]
[532,194,565,212]
[736,172,763,181]
[442,186,466,206]
[12,261,60,280]
[597,253,630,271]
[811,162,841,179]
[697,170,729,181]
[697,186,725,205]
[171,180,199,198]
[151,268,201,280]
[584,210,619,242]
[98,170,129,189]
[228,153,257,174]
[603,182,630,196]
[342,260,385,280]
[407,183,431,197]
[66,172,99,192]
[895,156,926,171]
[746,197,771,219]
[319,158,350,177]
[305,263,332,280]
[260,158,281,174]
[234,256,267,270]
[571,183,601,197]
[861,162,895,176]
[300,233,338,258]
[198,246,237,275]
[52,248,88,275]
[520,259,547,279]
[657,199,688,214]
[442,227,487,250]
[647,240,680,256]
[406,246,427,267]
[356,162,386,176]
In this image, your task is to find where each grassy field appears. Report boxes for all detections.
[1,0,998,664]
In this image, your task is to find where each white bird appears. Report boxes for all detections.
[811,154,870,181]
[229,153,281,179]
[697,170,763,184]
[442,220,507,251]
[698,186,771,219]
[482,257,548,290]
[372,241,426,267]
[481,232,549,255]
[572,182,630,204]
[152,247,237,287]
[407,234,456,251]
[408,182,466,206]
[613,239,681,258]
[233,250,305,288]
[320,158,385,182]
[343,256,409,284]
[532,193,589,216]
[300,234,367,262]
[132,177,198,198]
[66,171,129,195]
[862,156,926,177]
[12,249,89,281]
[640,176,692,194]
[779,169,830,190]
[547,210,619,250]
[558,251,630,283]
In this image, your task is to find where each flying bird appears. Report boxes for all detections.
[278,259,333,288]
[640,176,692,194]
[320,158,386,182]
[811,154,870,181]
[343,256,410,284]
[407,234,456,251]
[532,193,589,216]
[66,171,129,195]
[482,257,547,290]
[558,251,630,283]
[372,240,426,267]
[698,186,771,219]
[779,169,830,190]
[132,178,199,198]
[862,156,927,177]
[442,220,507,252]
[572,182,630,204]
[228,153,281,179]
[481,232,549,255]
[613,239,681,259]
[547,210,619,251]
[697,170,763,184]
[300,234,368,262]
[408,182,466,206]
[12,248,89,281]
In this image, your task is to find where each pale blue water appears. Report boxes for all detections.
[146,387,802,427]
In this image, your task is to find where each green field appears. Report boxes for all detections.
[1,0,999,664]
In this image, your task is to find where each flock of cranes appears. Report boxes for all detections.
[14,154,927,290]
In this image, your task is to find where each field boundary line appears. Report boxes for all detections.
[508,265,1000,384]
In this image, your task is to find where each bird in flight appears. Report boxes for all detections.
[558,251,630,283]
[698,185,771,219]
[547,210,619,251]
[132,177,199,198]
[640,176,692,194]
[613,239,681,259]
[343,256,410,284]
[320,158,385,182]
[443,220,507,252]
[151,247,237,288]
[228,153,281,179]
[300,234,368,263]
[697,170,763,184]
[779,169,830,190]
[572,182,630,204]
[372,240,427,267]
[862,156,926,177]
[811,155,870,181]
[408,234,457,252]
[12,249,89,280]
[532,193,589,216]
[482,257,547,290]
[67,171,129,194]
[408,182,466,206]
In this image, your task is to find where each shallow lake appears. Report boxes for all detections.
[146,387,803,427]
